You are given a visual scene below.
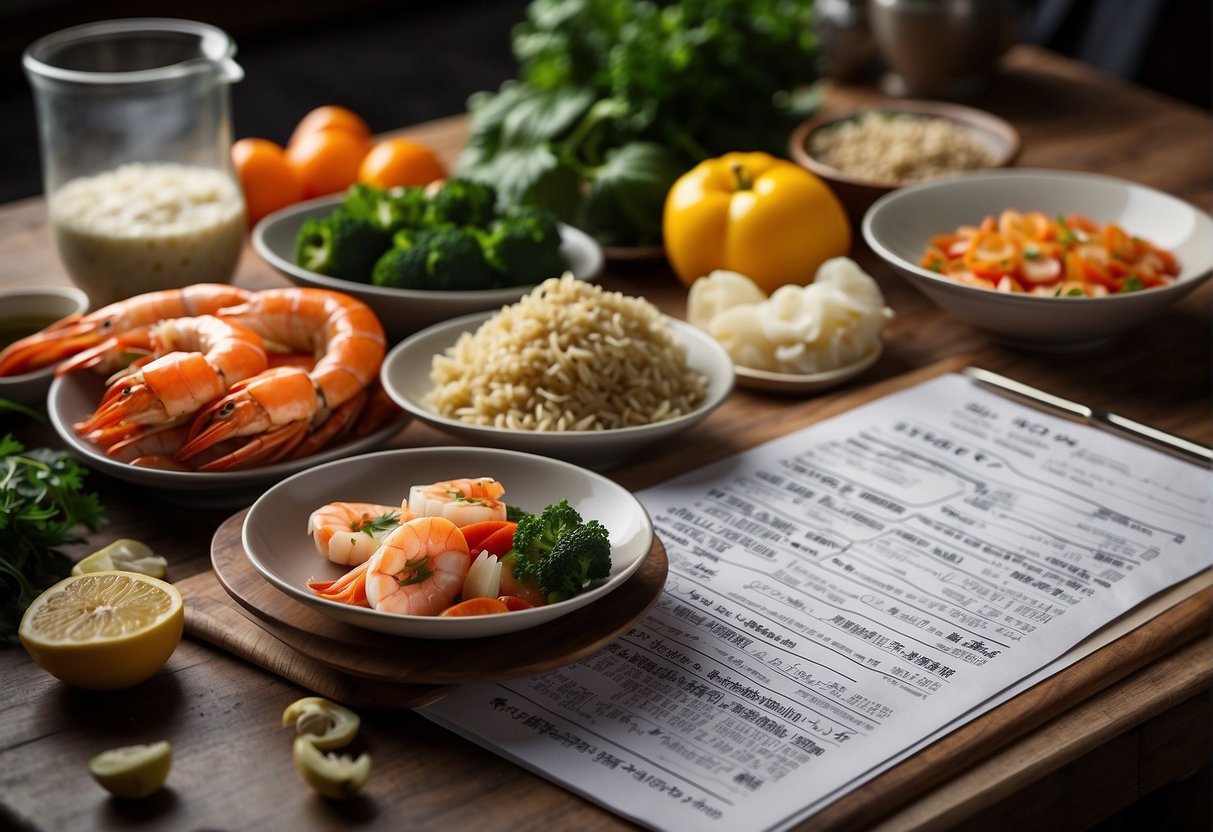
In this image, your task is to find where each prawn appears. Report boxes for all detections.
[177,288,386,470]
[72,316,268,446]
[0,283,252,376]
[307,501,406,566]
[407,477,507,527]
[364,516,471,616]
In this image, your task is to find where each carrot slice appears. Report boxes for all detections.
[460,520,516,551]
[440,597,510,616]
[477,526,517,557]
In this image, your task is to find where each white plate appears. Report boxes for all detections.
[862,169,1213,349]
[380,310,735,468]
[734,344,882,394]
[241,446,655,639]
[47,372,408,508]
[252,194,605,343]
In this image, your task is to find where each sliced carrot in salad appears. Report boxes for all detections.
[922,209,1180,297]
[440,597,510,616]
[460,520,517,556]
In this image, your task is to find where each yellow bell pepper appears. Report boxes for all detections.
[662,151,851,293]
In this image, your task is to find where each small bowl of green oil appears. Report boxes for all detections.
[0,286,90,406]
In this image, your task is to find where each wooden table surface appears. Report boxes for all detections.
[1,45,1209,831]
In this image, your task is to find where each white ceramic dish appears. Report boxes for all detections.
[862,169,1213,349]
[241,446,655,639]
[0,286,90,405]
[47,372,408,507]
[733,344,882,394]
[252,194,605,343]
[380,310,735,468]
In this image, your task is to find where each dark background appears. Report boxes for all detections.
[0,0,1208,205]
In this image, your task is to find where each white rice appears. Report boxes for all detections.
[425,275,708,431]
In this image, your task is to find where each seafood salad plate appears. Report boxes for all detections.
[240,446,656,639]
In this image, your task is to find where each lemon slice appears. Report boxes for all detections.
[89,741,172,799]
[18,571,184,691]
[72,539,168,578]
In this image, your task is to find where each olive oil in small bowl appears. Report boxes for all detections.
[0,286,89,405]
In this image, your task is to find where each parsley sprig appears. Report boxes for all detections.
[0,432,106,643]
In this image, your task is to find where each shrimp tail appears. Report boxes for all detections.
[308,562,370,607]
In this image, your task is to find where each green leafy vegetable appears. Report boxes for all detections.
[0,432,106,643]
[455,0,821,246]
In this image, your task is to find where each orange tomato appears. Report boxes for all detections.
[288,105,372,148]
[231,138,305,226]
[357,137,446,188]
[286,128,370,198]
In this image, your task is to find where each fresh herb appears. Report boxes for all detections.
[456,0,821,246]
[0,432,106,643]
[353,512,400,535]
[1121,275,1145,292]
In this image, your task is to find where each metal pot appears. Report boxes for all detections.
[868,0,1018,97]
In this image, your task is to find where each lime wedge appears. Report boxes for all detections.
[88,741,172,799]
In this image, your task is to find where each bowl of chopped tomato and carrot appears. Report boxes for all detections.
[862,169,1213,349]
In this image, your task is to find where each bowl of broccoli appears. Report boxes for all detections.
[252,179,604,343]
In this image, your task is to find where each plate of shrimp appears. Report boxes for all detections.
[240,446,656,639]
[32,283,410,506]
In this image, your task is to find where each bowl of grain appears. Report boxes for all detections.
[380,274,735,468]
[789,99,1020,221]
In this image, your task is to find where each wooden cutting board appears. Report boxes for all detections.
[179,510,668,705]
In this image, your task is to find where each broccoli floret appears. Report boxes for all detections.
[534,523,612,604]
[371,227,494,291]
[294,208,390,282]
[342,183,428,233]
[479,206,568,287]
[509,500,611,603]
[424,178,499,228]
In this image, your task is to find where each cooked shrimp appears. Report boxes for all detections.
[177,288,386,469]
[0,283,252,376]
[72,316,268,445]
[364,516,471,616]
[407,477,507,527]
[308,501,405,566]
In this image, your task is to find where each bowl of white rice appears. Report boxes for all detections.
[380,275,734,467]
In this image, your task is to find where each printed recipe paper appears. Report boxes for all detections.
[422,373,1211,831]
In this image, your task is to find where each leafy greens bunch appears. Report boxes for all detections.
[0,433,106,643]
[456,0,820,247]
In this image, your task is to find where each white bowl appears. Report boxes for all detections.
[862,169,1213,349]
[47,372,408,508]
[241,446,655,639]
[380,310,735,468]
[0,286,90,405]
[252,195,606,343]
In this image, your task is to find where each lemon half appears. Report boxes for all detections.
[18,571,184,691]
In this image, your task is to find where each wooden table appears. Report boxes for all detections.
[1,46,1209,831]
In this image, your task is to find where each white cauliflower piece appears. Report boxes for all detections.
[686,270,768,330]
[688,258,893,374]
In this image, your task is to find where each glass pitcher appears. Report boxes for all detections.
[24,19,247,306]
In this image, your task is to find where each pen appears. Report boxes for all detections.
[963,366,1213,467]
